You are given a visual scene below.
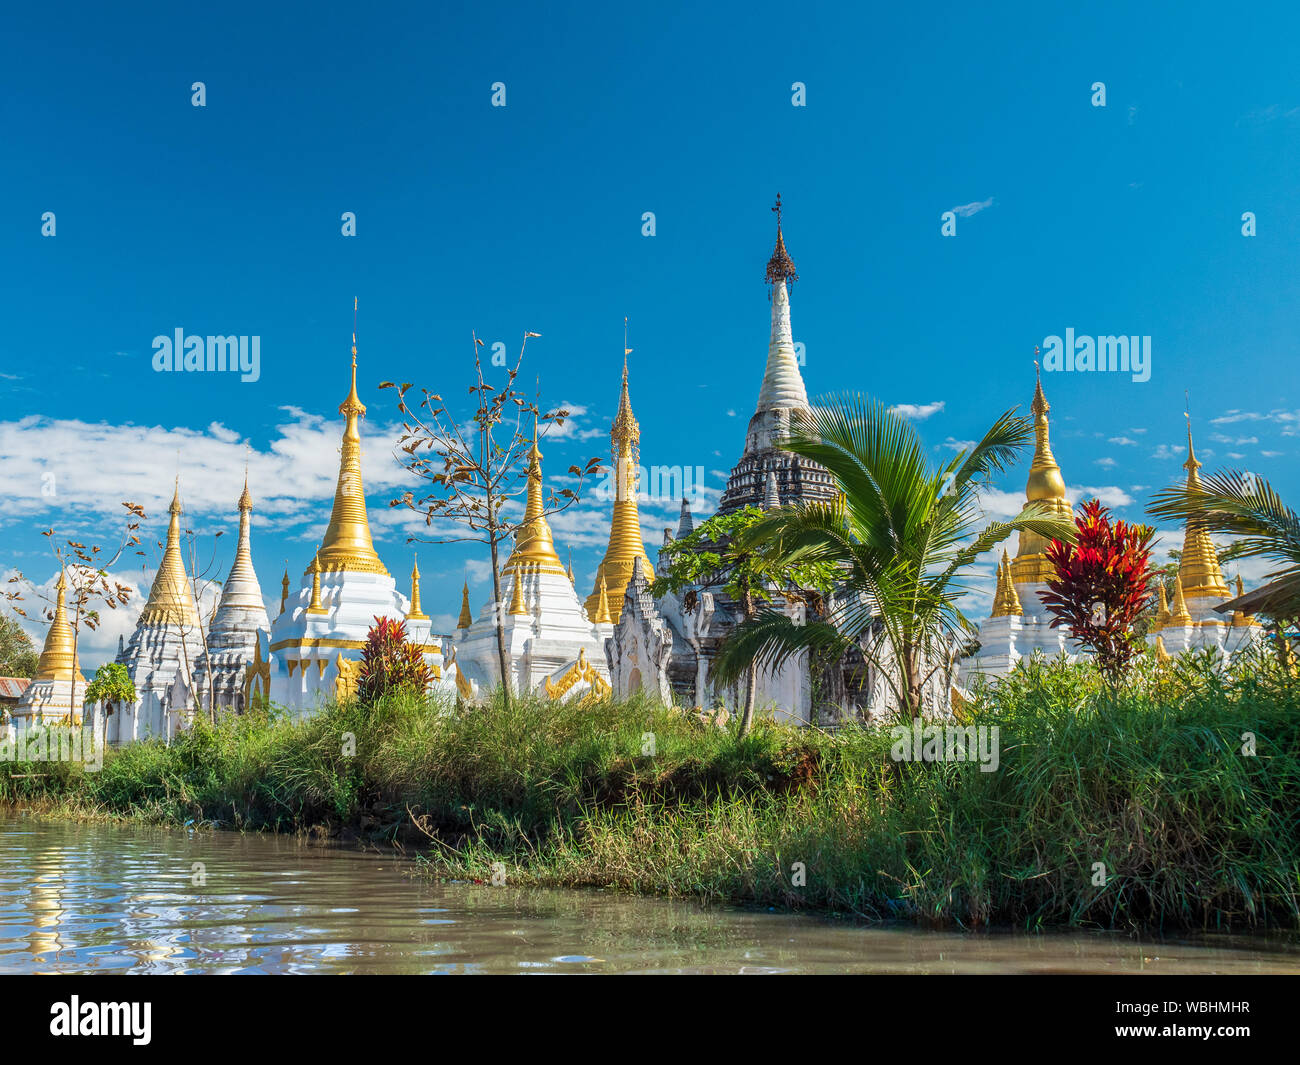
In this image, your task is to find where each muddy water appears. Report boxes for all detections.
[1,811,1297,974]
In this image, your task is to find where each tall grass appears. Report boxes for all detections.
[3,649,1297,931]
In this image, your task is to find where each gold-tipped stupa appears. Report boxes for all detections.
[586,338,654,624]
[314,310,389,577]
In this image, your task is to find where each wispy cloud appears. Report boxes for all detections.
[890,400,945,420]
[950,197,994,218]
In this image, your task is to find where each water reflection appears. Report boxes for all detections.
[1,811,1297,974]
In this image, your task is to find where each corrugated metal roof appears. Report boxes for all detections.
[0,677,32,699]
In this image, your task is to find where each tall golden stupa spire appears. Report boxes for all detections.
[139,480,201,627]
[1010,358,1073,586]
[586,329,654,623]
[503,413,566,576]
[315,300,389,576]
[1176,409,1230,601]
[33,570,84,685]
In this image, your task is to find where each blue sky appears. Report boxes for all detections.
[3,0,1298,666]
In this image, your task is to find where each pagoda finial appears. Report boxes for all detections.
[457,581,473,629]
[407,556,428,620]
[508,567,527,616]
[1183,393,1201,481]
[765,194,798,286]
[306,552,327,614]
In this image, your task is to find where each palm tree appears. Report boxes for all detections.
[712,394,1077,721]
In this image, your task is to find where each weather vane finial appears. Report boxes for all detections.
[765,194,797,286]
[351,297,358,363]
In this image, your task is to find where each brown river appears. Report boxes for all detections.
[2,811,1298,974]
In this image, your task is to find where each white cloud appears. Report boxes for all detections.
[1108,436,1139,446]
[0,410,419,535]
[1070,485,1135,509]
[941,437,976,452]
[1095,457,1117,468]
[891,400,946,421]
[950,197,994,218]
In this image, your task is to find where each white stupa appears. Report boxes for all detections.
[266,332,460,717]
[193,474,270,713]
[113,481,205,742]
[454,415,611,700]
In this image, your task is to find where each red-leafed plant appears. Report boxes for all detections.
[357,616,432,704]
[1040,498,1155,679]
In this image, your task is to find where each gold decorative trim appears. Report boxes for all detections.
[543,647,612,702]
[270,637,368,653]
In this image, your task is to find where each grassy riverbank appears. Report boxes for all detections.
[3,651,1298,931]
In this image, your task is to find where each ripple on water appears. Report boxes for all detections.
[2,812,1299,974]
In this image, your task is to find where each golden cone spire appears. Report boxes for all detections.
[1155,634,1171,662]
[315,308,389,576]
[1169,572,1192,625]
[504,413,565,575]
[279,566,290,616]
[1011,360,1073,586]
[306,554,327,614]
[990,549,1023,618]
[407,558,428,620]
[593,573,613,624]
[457,581,473,629]
[33,570,84,685]
[508,568,527,616]
[1152,581,1171,632]
[586,349,654,623]
[1231,574,1258,628]
[139,480,201,627]
[1176,415,1230,601]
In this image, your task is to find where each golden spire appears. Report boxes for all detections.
[508,568,527,615]
[1176,411,1230,601]
[457,581,473,629]
[593,573,613,624]
[1155,634,1171,662]
[503,413,566,575]
[567,549,576,586]
[306,553,327,614]
[139,479,201,627]
[1011,358,1073,586]
[314,304,389,577]
[1152,581,1171,632]
[586,349,654,622]
[407,557,428,620]
[1169,572,1192,626]
[990,549,1023,618]
[279,565,290,616]
[1231,574,1258,628]
[33,570,84,685]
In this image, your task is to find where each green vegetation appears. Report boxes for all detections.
[0,614,39,679]
[3,649,1298,933]
[714,394,1076,719]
